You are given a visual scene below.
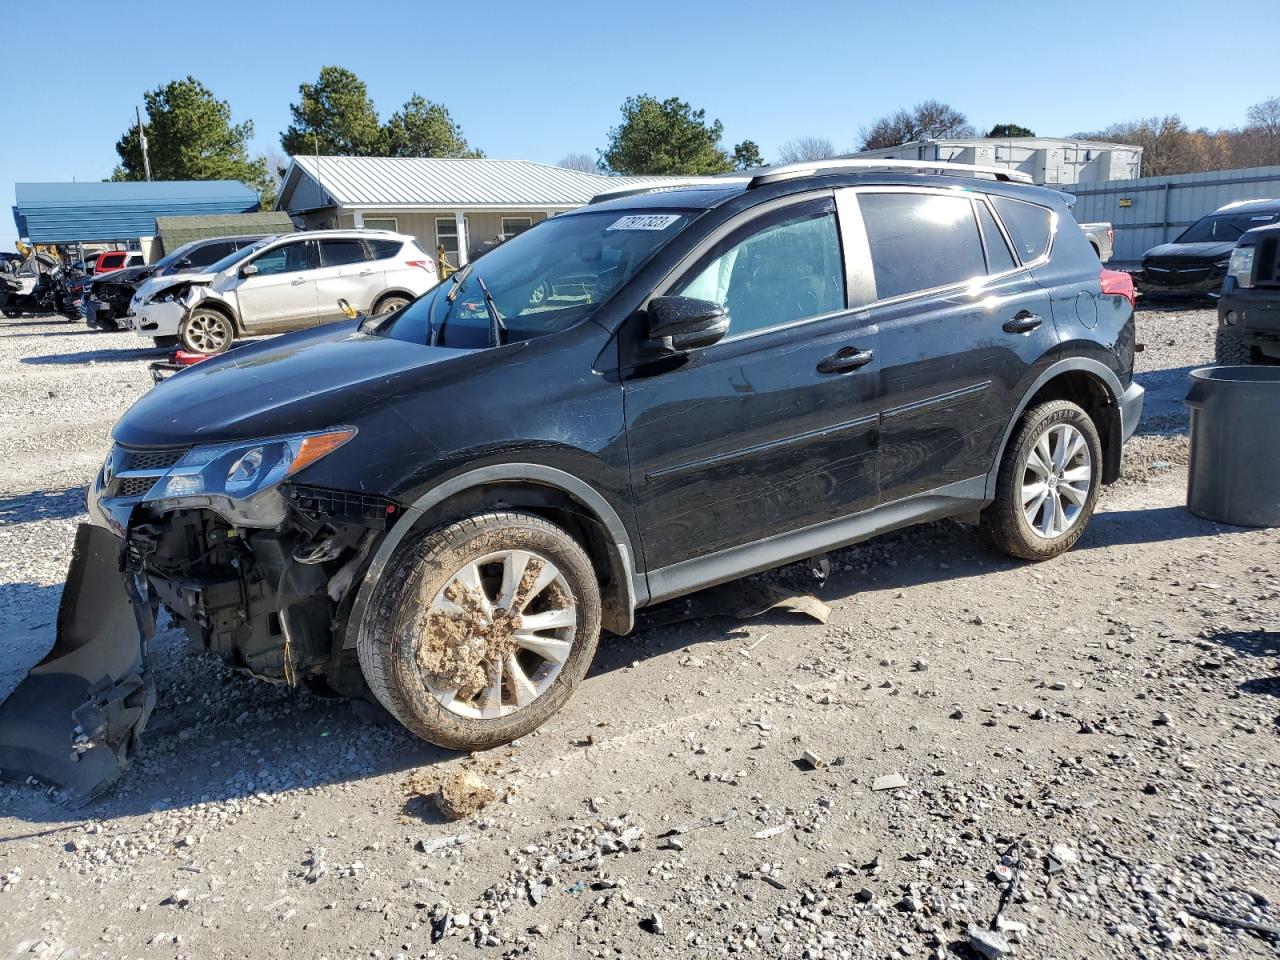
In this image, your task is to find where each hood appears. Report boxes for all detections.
[133,270,217,302]
[113,321,481,447]
[1144,241,1235,262]
[91,264,152,291]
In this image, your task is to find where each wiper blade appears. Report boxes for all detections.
[445,262,474,303]
[475,275,507,347]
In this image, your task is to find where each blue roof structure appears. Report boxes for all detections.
[13,180,259,243]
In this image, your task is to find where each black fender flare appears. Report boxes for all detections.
[343,463,643,650]
[984,357,1125,499]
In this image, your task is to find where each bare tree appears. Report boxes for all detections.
[859,100,974,150]
[557,151,599,173]
[777,136,838,164]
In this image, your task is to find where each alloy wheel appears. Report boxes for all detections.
[1020,423,1093,538]
[416,549,577,720]
[183,312,230,353]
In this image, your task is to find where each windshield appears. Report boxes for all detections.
[377,210,692,348]
[1177,211,1280,244]
[206,238,272,275]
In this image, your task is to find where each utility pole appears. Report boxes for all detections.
[137,105,152,181]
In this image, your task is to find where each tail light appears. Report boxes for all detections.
[1099,268,1135,309]
[405,259,435,273]
[1107,227,1114,247]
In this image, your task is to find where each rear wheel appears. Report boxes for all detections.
[179,308,234,355]
[980,400,1102,561]
[374,295,410,316]
[358,512,601,751]
[1214,328,1252,366]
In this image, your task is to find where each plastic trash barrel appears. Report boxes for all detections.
[1185,365,1280,527]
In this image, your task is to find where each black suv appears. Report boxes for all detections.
[1136,198,1280,299]
[1216,221,1280,364]
[0,161,1144,799]
[83,235,266,330]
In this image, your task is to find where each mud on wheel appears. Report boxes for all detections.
[358,512,602,751]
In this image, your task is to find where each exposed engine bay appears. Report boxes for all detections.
[0,432,398,805]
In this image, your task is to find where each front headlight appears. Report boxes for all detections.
[1227,246,1255,288]
[144,429,356,526]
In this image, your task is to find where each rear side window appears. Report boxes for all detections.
[856,192,986,301]
[367,238,403,260]
[991,196,1053,262]
[189,242,232,267]
[677,199,845,338]
[976,201,1017,274]
[319,238,369,267]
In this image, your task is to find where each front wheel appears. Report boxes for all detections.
[1214,329,1252,366]
[979,400,1102,561]
[180,308,234,355]
[358,512,601,751]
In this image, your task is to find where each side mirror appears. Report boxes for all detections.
[240,263,259,278]
[175,258,192,269]
[647,296,729,352]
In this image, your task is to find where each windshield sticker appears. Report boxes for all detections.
[607,214,681,231]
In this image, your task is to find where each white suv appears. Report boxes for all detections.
[129,229,437,353]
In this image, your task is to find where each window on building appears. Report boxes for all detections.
[363,217,398,232]
[436,217,460,265]
[501,217,533,240]
[856,192,987,302]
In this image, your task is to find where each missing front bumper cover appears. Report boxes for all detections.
[0,524,154,806]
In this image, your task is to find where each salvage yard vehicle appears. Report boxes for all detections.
[0,159,1143,803]
[1216,221,1280,364]
[1136,198,1280,299]
[127,229,437,354]
[85,235,267,330]
[1079,221,1113,262]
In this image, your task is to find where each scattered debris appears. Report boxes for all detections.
[966,923,1013,958]
[799,750,827,770]
[416,834,472,854]
[752,825,788,840]
[436,770,497,819]
[871,772,909,792]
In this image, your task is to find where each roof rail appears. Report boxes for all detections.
[588,176,750,205]
[748,158,1035,187]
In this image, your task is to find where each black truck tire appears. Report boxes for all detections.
[1214,329,1252,366]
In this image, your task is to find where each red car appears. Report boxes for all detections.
[93,251,143,274]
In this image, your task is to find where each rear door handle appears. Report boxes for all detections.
[816,347,874,374]
[291,278,307,286]
[358,269,374,277]
[1002,311,1043,334]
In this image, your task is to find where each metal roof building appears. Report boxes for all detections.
[277,156,659,267]
[12,180,260,245]
[154,211,295,250]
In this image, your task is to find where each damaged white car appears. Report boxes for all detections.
[129,229,437,354]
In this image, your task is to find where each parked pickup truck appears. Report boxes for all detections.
[1080,222,1113,262]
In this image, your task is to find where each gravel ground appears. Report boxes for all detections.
[1,308,1277,960]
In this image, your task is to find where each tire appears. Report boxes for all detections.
[979,400,1103,561]
[1214,328,1252,366]
[153,335,179,349]
[358,511,602,751]
[2,308,20,320]
[374,295,410,316]
[179,307,234,355]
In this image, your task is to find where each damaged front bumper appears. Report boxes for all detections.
[0,524,155,806]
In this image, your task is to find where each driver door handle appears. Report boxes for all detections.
[1002,311,1043,334]
[816,346,874,374]
[291,277,307,286]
